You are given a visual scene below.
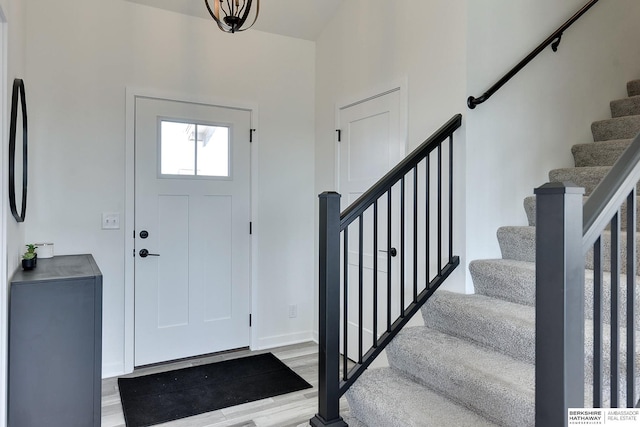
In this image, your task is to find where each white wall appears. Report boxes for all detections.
[1,0,26,424]
[315,0,640,312]
[315,0,469,298]
[23,0,316,377]
[465,0,640,272]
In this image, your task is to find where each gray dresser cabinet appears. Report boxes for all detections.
[9,254,102,427]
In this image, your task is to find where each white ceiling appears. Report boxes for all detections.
[126,0,345,41]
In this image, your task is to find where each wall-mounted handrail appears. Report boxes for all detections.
[467,0,600,109]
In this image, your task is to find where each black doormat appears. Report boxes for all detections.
[117,353,312,427]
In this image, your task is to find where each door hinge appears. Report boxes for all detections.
[250,128,256,143]
[250,222,252,235]
[249,314,252,327]
[336,129,341,142]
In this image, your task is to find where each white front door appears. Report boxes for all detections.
[337,88,405,360]
[134,96,251,366]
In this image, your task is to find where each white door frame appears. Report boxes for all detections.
[334,78,409,190]
[124,88,259,374]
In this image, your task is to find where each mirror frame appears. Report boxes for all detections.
[9,78,27,223]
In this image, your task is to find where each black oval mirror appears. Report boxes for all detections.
[9,78,27,223]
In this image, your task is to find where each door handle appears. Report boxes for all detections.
[139,249,160,258]
[379,247,397,257]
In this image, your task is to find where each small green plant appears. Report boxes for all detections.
[23,244,37,260]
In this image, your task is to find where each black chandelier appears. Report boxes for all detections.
[204,0,260,34]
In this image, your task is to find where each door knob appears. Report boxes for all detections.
[379,247,398,257]
[139,249,160,258]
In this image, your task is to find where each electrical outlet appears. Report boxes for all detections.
[288,304,297,318]
[102,212,120,230]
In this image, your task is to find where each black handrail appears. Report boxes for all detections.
[341,114,463,226]
[467,0,600,109]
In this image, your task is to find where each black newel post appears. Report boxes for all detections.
[311,192,348,427]
[535,182,585,427]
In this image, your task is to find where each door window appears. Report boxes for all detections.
[160,120,230,177]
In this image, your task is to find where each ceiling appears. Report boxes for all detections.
[126,0,345,41]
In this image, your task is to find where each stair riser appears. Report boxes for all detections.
[611,96,640,118]
[571,139,632,167]
[422,292,535,364]
[345,368,498,427]
[386,328,633,426]
[470,259,640,325]
[591,116,640,142]
[387,328,535,427]
[498,227,640,274]
[470,260,535,307]
[524,195,640,231]
[628,80,640,97]
[548,166,614,196]
[421,292,639,384]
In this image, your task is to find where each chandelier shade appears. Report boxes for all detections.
[204,0,260,34]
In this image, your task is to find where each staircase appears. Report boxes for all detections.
[344,79,640,426]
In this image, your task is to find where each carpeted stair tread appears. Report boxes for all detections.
[591,115,640,141]
[387,327,534,427]
[524,195,640,230]
[611,95,640,118]
[548,166,613,195]
[470,258,640,324]
[418,292,640,396]
[345,367,499,427]
[422,291,535,363]
[628,80,640,97]
[571,139,632,167]
[497,226,640,273]
[470,259,535,306]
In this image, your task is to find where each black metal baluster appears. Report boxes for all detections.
[594,237,603,407]
[626,190,636,407]
[413,166,418,301]
[373,200,378,348]
[426,155,430,286]
[437,143,442,273]
[400,177,405,315]
[387,190,392,332]
[312,116,462,427]
[343,228,349,381]
[449,135,454,261]
[358,215,364,364]
[611,212,620,407]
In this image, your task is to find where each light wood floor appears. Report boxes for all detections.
[101,341,351,427]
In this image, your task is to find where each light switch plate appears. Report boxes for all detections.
[102,212,120,230]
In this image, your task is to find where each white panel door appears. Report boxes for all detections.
[338,89,405,361]
[134,97,251,366]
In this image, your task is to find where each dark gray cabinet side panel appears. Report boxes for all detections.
[8,255,102,427]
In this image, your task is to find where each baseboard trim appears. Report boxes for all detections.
[254,331,314,350]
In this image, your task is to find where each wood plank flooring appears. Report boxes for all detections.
[101,341,351,427]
